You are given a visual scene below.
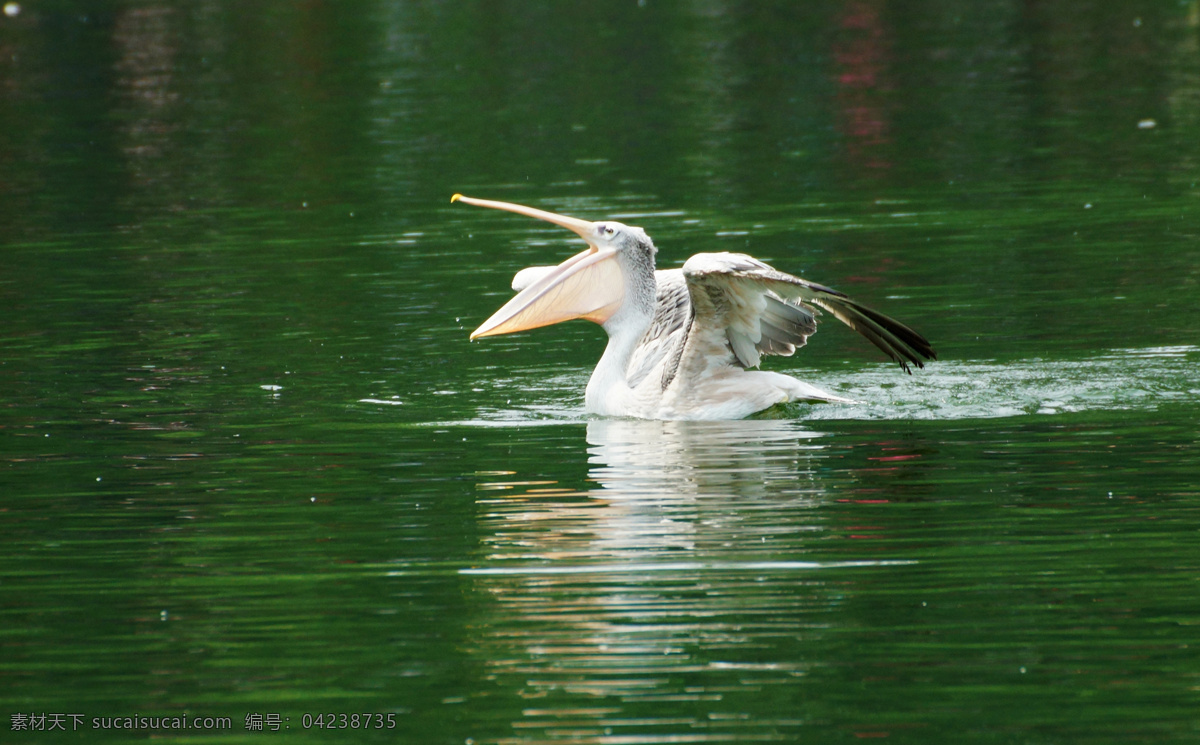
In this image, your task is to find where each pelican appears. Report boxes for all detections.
[455,194,935,420]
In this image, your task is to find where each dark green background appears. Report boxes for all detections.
[3,1,1199,743]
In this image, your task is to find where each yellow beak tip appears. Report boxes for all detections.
[450,193,463,203]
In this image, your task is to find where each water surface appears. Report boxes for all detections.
[3,2,1200,743]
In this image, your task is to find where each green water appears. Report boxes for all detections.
[3,1,1200,743]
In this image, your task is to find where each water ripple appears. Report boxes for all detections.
[424,345,1200,423]
[459,560,914,576]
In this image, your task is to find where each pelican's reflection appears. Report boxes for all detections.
[585,418,827,498]
[464,420,843,739]
[474,419,830,562]
[577,419,829,556]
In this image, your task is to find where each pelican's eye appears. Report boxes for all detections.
[600,224,615,237]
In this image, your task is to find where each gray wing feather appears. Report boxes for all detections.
[682,252,935,373]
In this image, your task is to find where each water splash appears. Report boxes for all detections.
[437,345,1200,424]
[801,344,1200,421]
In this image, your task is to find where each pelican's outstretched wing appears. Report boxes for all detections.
[681,252,936,373]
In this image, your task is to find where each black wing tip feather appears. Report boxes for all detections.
[758,265,935,370]
[829,297,937,374]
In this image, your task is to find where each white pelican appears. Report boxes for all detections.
[455,194,935,420]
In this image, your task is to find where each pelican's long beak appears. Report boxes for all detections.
[453,194,625,339]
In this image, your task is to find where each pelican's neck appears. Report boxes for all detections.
[585,310,650,412]
[585,263,658,416]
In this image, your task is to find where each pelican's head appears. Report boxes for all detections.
[452,194,656,340]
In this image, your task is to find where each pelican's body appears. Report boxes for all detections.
[455,195,935,420]
[574,261,848,419]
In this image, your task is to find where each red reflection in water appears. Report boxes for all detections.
[832,0,893,174]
